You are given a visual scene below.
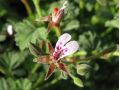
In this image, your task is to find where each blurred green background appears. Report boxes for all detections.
[0,0,119,90]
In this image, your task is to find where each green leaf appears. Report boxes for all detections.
[16,79,32,90]
[105,19,119,28]
[97,0,107,6]
[77,64,91,76]
[0,8,7,17]
[0,78,8,90]
[0,34,6,42]
[60,72,68,80]
[63,20,80,31]
[14,20,47,50]
[0,51,27,72]
[85,3,93,12]
[72,76,84,87]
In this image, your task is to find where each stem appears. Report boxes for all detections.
[21,0,33,18]
[53,27,61,38]
[40,77,61,89]
[31,64,40,74]
[66,45,118,63]
[33,73,44,89]
[33,0,42,17]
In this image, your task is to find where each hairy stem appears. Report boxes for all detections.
[21,0,33,18]
[33,0,42,17]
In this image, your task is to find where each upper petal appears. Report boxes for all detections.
[55,33,71,51]
[60,41,79,58]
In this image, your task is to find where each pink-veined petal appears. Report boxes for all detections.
[55,33,71,51]
[60,41,79,58]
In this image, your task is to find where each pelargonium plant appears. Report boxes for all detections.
[28,0,81,81]
[28,1,117,87]
[33,33,79,80]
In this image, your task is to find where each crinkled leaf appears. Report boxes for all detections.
[0,51,27,71]
[14,20,47,50]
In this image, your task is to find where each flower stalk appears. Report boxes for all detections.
[21,0,33,18]
[33,0,42,17]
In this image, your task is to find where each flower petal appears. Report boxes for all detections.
[55,33,71,51]
[60,41,79,58]
[7,25,13,36]
[45,63,56,80]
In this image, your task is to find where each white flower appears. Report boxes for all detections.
[7,25,13,36]
[53,33,79,60]
[32,33,79,80]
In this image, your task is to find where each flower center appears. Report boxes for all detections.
[53,42,68,60]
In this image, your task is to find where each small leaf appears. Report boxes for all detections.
[14,20,47,50]
[72,76,84,87]
[61,71,68,80]
[77,64,91,76]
